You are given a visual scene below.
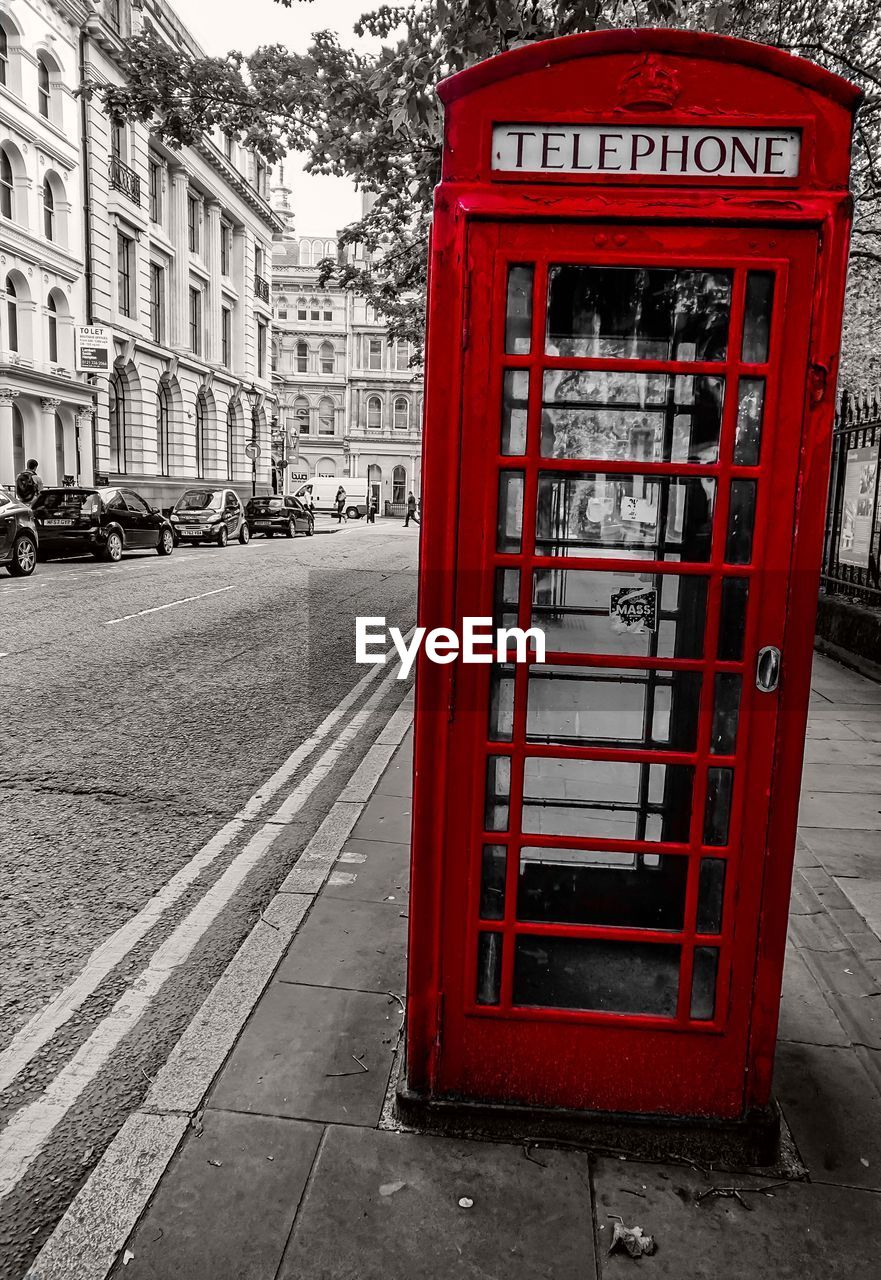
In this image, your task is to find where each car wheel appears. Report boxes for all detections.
[9,534,37,576]
[217,526,229,548]
[306,520,314,537]
[157,527,174,556]
[265,529,273,538]
[346,507,361,520]
[104,531,123,562]
[286,519,296,538]
[239,523,251,545]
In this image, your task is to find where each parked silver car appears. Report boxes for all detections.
[170,488,250,547]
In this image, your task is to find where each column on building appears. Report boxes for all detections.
[40,398,62,487]
[205,200,222,365]
[0,389,20,490]
[168,165,190,349]
[76,408,95,486]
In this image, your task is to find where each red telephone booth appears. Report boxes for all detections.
[406,29,860,1122]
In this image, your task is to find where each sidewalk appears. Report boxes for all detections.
[30,656,881,1279]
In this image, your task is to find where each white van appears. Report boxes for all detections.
[293,477,369,519]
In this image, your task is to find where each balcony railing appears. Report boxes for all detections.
[254,274,270,304]
[108,156,141,205]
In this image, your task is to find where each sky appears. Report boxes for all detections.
[170,0,382,234]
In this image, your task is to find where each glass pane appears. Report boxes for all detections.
[703,767,733,846]
[476,932,503,1005]
[696,858,726,934]
[485,755,511,831]
[514,935,680,1016]
[494,567,520,631]
[505,265,534,355]
[518,847,687,929]
[546,265,732,361]
[542,371,724,464]
[710,673,741,755]
[718,578,749,661]
[526,665,702,750]
[725,480,757,565]
[536,472,715,562]
[532,569,707,659]
[522,757,693,841]
[501,370,529,455]
[734,377,765,466]
[480,845,507,921]
[690,946,719,1020]
[497,471,524,554]
[489,665,515,741]
[742,272,774,364]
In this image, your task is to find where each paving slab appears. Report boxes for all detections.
[108,1112,322,1280]
[207,982,397,1126]
[374,750,414,798]
[797,792,881,830]
[835,879,881,938]
[803,763,881,793]
[804,719,861,740]
[350,791,413,843]
[798,828,881,880]
[275,895,407,992]
[802,739,881,765]
[773,1040,881,1189]
[322,836,410,906]
[591,1154,881,1279]
[777,950,849,1047]
[277,1125,594,1280]
[854,722,881,742]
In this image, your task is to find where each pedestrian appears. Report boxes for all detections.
[335,485,347,523]
[404,490,420,528]
[367,493,377,524]
[15,458,43,505]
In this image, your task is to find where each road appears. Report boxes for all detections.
[0,517,418,1277]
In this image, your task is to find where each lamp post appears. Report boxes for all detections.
[244,381,259,497]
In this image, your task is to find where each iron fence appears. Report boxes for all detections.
[821,389,881,606]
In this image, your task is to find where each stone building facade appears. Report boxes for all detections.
[0,0,94,492]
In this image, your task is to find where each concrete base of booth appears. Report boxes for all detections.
[394,1061,801,1174]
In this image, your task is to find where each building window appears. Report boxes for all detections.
[367,395,382,431]
[149,263,164,343]
[310,309,319,321]
[392,465,406,505]
[0,28,7,88]
[47,294,58,362]
[189,286,202,355]
[37,55,51,118]
[368,338,382,370]
[255,245,263,277]
[220,222,231,275]
[393,396,409,431]
[323,309,333,322]
[111,120,126,162]
[0,151,13,219]
[6,276,17,351]
[221,306,231,367]
[319,342,334,375]
[117,231,133,317]
[149,160,162,224]
[257,321,267,378]
[318,397,334,436]
[195,392,207,476]
[109,372,126,474]
[187,194,199,253]
[296,341,308,373]
[394,338,409,371]
[295,395,309,434]
[157,379,170,476]
[106,0,122,33]
[42,179,55,240]
[223,132,234,162]
[254,157,267,197]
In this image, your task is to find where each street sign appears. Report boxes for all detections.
[75,326,113,374]
[244,442,261,461]
[277,458,289,470]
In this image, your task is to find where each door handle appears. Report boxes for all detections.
[756,646,781,693]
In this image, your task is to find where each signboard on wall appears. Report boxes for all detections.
[838,445,878,569]
[75,326,113,373]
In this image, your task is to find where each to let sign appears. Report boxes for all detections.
[492,125,801,178]
[75,325,113,373]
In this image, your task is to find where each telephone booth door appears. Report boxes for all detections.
[434,219,819,1118]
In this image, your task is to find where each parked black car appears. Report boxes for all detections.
[0,486,38,575]
[245,495,315,538]
[31,487,175,562]
[170,488,250,547]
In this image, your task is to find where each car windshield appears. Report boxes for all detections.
[175,490,223,512]
[248,497,285,511]
[32,490,95,512]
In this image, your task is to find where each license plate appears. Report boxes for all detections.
[180,528,202,537]
[45,519,74,526]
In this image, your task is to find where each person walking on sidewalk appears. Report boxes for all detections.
[334,485,347,523]
[367,493,377,524]
[15,459,43,505]
[404,491,420,528]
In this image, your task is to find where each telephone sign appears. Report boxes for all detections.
[404,29,859,1132]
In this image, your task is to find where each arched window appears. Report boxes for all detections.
[366,395,382,431]
[315,456,336,477]
[276,295,288,320]
[37,55,51,119]
[393,396,409,431]
[299,241,311,267]
[55,413,65,482]
[155,380,169,475]
[296,340,308,373]
[226,402,237,478]
[394,338,409,371]
[392,465,406,505]
[0,28,7,87]
[195,391,207,475]
[319,341,334,375]
[12,403,24,475]
[6,276,18,352]
[294,395,310,435]
[47,295,58,363]
[318,397,334,436]
[109,371,127,474]
[42,178,54,240]
[0,151,12,219]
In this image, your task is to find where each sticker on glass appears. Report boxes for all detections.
[610,585,657,633]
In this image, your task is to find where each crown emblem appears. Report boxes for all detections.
[618,55,681,111]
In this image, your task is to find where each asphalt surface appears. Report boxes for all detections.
[0,516,418,1277]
